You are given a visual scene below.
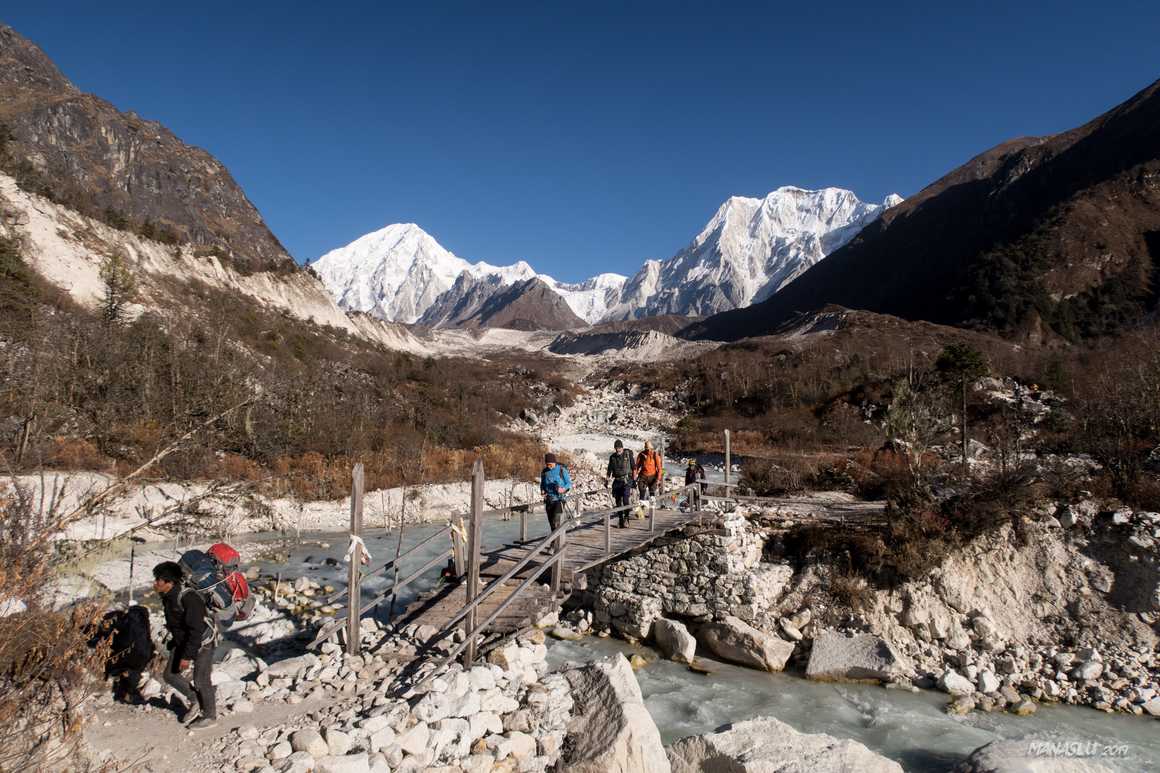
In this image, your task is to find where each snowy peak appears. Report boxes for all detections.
[606,186,900,320]
[311,223,536,324]
[312,185,901,328]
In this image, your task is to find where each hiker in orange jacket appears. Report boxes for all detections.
[634,440,663,503]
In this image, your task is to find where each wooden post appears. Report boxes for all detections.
[346,463,365,656]
[520,507,528,543]
[648,497,655,532]
[724,429,732,487]
[658,436,666,496]
[551,527,567,595]
[463,459,484,667]
[452,515,465,577]
[604,510,611,556]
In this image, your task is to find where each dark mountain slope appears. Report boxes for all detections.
[0,24,293,273]
[685,78,1160,342]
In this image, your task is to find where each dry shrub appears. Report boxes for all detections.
[829,570,873,612]
[209,452,264,482]
[44,437,110,470]
[0,477,105,771]
[740,456,816,496]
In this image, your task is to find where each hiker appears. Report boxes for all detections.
[540,452,572,532]
[153,561,217,730]
[634,440,663,504]
[684,458,707,511]
[88,605,155,704]
[605,439,635,528]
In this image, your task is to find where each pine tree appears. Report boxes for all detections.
[99,253,137,325]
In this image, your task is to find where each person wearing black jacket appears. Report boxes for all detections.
[153,561,217,729]
[606,440,635,528]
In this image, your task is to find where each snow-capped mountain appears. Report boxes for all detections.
[312,186,901,329]
[542,273,628,324]
[604,186,903,320]
[311,223,537,324]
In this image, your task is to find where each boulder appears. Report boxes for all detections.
[977,670,1001,694]
[654,619,697,664]
[315,754,371,773]
[952,740,1113,772]
[805,630,912,683]
[698,616,794,672]
[266,653,320,678]
[667,716,903,773]
[291,728,330,758]
[560,654,670,773]
[939,669,976,696]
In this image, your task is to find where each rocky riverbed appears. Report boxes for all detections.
[566,499,1159,722]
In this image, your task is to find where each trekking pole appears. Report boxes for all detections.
[126,536,147,605]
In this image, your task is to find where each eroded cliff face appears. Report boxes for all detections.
[581,502,1160,716]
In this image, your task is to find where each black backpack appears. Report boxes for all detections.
[609,449,633,479]
[178,549,240,635]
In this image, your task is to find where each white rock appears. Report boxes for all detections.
[955,739,1110,772]
[667,716,902,773]
[653,619,697,664]
[397,722,430,756]
[560,654,671,773]
[806,630,912,683]
[977,670,1001,694]
[281,751,315,773]
[940,669,976,696]
[505,731,536,761]
[698,616,794,672]
[291,728,330,758]
[315,753,370,773]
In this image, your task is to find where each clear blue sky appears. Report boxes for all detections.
[4,2,1158,281]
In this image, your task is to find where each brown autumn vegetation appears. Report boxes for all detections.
[0,233,571,499]
[0,477,106,770]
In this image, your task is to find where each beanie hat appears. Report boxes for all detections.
[544,453,557,464]
[614,440,623,449]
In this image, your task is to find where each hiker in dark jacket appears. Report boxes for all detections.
[605,440,635,528]
[684,458,707,511]
[153,561,217,730]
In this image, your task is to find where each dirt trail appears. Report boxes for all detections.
[84,694,327,771]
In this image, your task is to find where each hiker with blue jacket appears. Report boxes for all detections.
[153,561,217,730]
[539,452,572,533]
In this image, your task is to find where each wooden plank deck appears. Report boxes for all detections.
[397,506,706,646]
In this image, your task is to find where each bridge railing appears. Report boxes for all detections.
[421,464,706,671]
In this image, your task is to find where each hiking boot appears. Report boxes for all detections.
[187,716,217,731]
[180,706,201,725]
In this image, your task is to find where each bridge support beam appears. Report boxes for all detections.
[346,463,365,656]
[463,459,484,667]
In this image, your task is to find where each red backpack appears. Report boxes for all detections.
[207,543,254,622]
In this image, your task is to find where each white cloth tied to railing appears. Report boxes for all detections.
[344,534,371,564]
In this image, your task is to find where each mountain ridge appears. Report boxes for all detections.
[0,24,294,274]
[683,77,1160,342]
[312,186,899,329]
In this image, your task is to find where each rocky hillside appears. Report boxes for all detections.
[685,78,1160,342]
[0,25,292,273]
[452,277,586,331]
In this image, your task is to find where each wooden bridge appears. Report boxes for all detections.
[311,460,725,668]
[312,431,886,680]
